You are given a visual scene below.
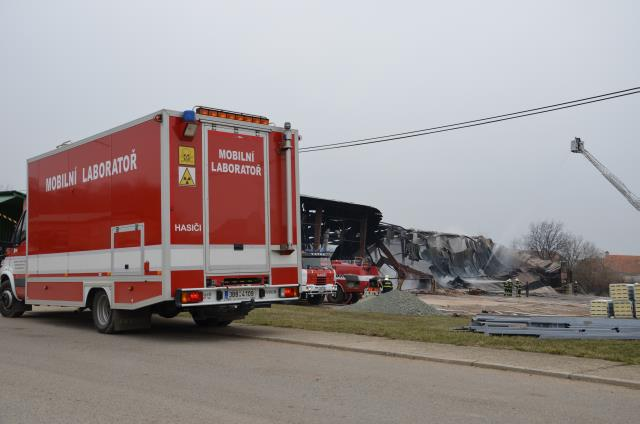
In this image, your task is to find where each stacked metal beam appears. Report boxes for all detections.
[468,314,640,339]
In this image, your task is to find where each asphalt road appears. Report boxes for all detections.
[0,309,637,424]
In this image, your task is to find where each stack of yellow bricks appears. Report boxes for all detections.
[610,283,635,319]
[590,299,612,317]
[590,283,638,318]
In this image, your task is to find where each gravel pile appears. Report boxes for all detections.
[343,290,441,316]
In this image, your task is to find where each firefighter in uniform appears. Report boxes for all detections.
[514,278,522,297]
[504,279,512,296]
[381,275,394,293]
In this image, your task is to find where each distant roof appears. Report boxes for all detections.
[0,191,25,204]
[300,195,382,222]
[301,195,381,213]
[604,254,640,275]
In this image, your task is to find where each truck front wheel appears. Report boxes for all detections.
[0,281,25,318]
[307,295,324,305]
[327,286,346,304]
[92,290,116,333]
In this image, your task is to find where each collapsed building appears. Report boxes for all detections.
[301,195,560,293]
[370,224,561,293]
[370,224,510,291]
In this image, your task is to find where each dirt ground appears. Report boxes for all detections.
[418,292,597,316]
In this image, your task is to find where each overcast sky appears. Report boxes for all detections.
[1,1,639,253]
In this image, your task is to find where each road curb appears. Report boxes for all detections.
[568,374,640,390]
[223,330,640,390]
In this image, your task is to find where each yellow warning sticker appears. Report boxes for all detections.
[179,146,195,165]
[178,166,196,186]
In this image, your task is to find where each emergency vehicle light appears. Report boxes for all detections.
[182,110,198,138]
[181,291,203,304]
[196,106,269,125]
[183,110,196,122]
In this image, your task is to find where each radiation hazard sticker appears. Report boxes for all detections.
[179,146,195,165]
[178,166,196,186]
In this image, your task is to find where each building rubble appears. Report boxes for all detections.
[368,223,561,293]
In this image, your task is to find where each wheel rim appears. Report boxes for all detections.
[1,289,13,310]
[95,295,112,326]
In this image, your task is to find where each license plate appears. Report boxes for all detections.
[265,288,277,297]
[225,289,256,301]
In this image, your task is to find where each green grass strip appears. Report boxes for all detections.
[243,304,640,365]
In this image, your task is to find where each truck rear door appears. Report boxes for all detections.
[203,128,269,275]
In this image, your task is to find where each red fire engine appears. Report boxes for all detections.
[0,107,302,333]
[300,252,337,305]
[329,258,380,304]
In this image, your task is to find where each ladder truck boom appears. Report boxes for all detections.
[571,137,640,211]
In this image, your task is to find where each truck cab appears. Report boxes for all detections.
[300,252,337,305]
[1,206,28,318]
[330,258,380,304]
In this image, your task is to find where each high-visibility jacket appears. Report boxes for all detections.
[382,278,393,293]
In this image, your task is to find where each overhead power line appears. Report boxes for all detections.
[302,86,639,150]
[299,86,640,153]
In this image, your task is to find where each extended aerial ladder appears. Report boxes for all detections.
[571,137,640,211]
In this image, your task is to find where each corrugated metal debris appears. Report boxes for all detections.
[369,223,560,292]
[468,314,640,339]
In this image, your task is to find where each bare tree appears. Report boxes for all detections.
[523,220,569,260]
[516,220,611,294]
[560,235,601,270]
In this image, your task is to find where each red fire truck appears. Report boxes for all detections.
[300,252,337,305]
[0,107,302,333]
[329,258,380,304]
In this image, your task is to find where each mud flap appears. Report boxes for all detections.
[113,308,151,332]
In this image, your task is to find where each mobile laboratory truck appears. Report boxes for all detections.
[0,107,302,333]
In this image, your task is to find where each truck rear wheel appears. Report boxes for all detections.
[92,290,117,333]
[0,281,25,318]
